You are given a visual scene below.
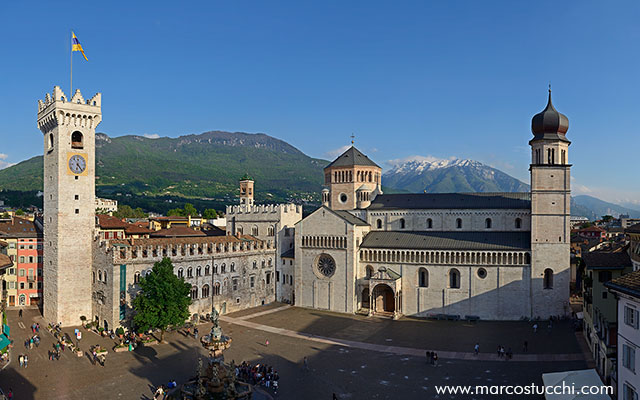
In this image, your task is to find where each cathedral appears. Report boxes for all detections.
[294,90,571,320]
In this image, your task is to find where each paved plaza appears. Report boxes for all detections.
[0,305,589,399]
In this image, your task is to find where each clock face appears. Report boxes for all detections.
[68,155,87,174]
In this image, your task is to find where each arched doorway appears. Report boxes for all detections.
[373,284,395,313]
[362,288,370,309]
[19,294,26,306]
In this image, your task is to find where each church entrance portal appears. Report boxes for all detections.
[373,284,394,313]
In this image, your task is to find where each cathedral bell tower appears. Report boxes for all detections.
[323,146,382,210]
[37,86,101,326]
[529,88,571,318]
[239,174,254,207]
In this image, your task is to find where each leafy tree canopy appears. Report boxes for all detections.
[132,257,192,342]
[167,203,200,217]
[167,208,185,217]
[15,209,24,215]
[113,205,148,219]
[601,215,614,222]
[202,208,218,219]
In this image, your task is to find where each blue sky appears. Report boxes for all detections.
[1,1,639,205]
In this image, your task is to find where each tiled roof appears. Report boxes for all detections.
[360,231,531,251]
[202,225,226,237]
[109,234,262,247]
[150,226,206,238]
[626,223,640,234]
[325,146,380,169]
[151,216,189,221]
[578,226,605,232]
[368,192,531,210]
[0,254,12,269]
[583,248,632,270]
[605,269,640,298]
[333,210,369,226]
[0,217,41,238]
[97,214,129,229]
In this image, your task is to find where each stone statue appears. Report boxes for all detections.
[210,307,222,342]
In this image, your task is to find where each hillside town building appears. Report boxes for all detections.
[295,90,572,320]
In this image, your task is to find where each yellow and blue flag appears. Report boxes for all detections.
[72,32,88,61]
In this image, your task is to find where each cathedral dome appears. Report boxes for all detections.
[531,89,569,142]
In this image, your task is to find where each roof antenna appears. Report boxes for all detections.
[350,133,355,145]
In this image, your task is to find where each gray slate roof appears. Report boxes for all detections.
[583,250,632,270]
[627,223,640,234]
[325,146,380,169]
[368,192,531,210]
[333,210,369,226]
[360,231,531,251]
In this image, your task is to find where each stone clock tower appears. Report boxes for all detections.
[37,86,101,325]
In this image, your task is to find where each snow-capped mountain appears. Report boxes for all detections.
[382,157,529,194]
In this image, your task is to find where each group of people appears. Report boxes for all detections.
[235,361,280,392]
[17,354,28,368]
[24,334,39,350]
[425,351,439,366]
[496,345,513,360]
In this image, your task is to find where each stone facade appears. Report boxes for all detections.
[91,236,276,330]
[294,92,572,321]
[38,86,101,326]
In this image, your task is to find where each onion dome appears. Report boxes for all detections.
[531,89,570,142]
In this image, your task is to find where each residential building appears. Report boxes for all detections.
[582,247,633,388]
[605,270,640,400]
[577,226,607,240]
[627,223,640,272]
[95,197,118,215]
[621,217,640,229]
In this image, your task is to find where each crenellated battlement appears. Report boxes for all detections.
[226,203,302,216]
[37,86,102,133]
[99,236,275,263]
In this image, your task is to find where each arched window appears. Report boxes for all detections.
[515,218,522,229]
[237,226,243,235]
[221,263,226,273]
[456,218,462,229]
[98,270,102,281]
[177,268,184,278]
[418,268,429,288]
[231,262,236,272]
[92,271,96,283]
[205,265,210,275]
[196,266,202,276]
[449,268,460,289]
[400,218,406,229]
[543,269,554,289]
[365,265,374,279]
[71,131,83,149]
[48,133,54,150]
[201,284,210,298]
[561,150,566,164]
[268,226,275,236]
[213,282,221,295]
[525,253,531,264]
[252,226,259,236]
[485,218,492,229]
[187,267,193,278]
[134,271,141,284]
[376,219,382,229]
[213,264,218,274]
[427,218,433,229]
[104,271,107,284]
[252,261,257,269]
[191,287,198,299]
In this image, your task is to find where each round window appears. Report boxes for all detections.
[477,268,487,279]
[339,193,348,203]
[316,254,336,278]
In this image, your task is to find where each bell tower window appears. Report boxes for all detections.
[48,133,54,150]
[71,131,83,149]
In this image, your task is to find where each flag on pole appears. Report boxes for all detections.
[72,32,88,61]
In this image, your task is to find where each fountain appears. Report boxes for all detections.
[168,308,251,400]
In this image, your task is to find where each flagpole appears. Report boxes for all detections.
[70,31,73,95]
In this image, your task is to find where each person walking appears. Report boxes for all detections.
[18,309,22,318]
[523,341,528,352]
[6,388,12,400]
[303,356,309,371]
[432,353,438,366]
[154,385,165,400]
[533,323,538,333]
[24,355,28,368]
[19,354,24,368]
[474,343,480,355]
[194,327,199,340]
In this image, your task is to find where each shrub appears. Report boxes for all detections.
[116,327,125,336]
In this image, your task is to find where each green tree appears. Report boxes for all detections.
[15,209,24,216]
[183,203,198,217]
[132,257,192,342]
[166,208,185,217]
[202,208,218,219]
[601,215,614,223]
[113,204,148,219]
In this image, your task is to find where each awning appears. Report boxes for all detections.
[542,369,609,399]
[0,334,10,351]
